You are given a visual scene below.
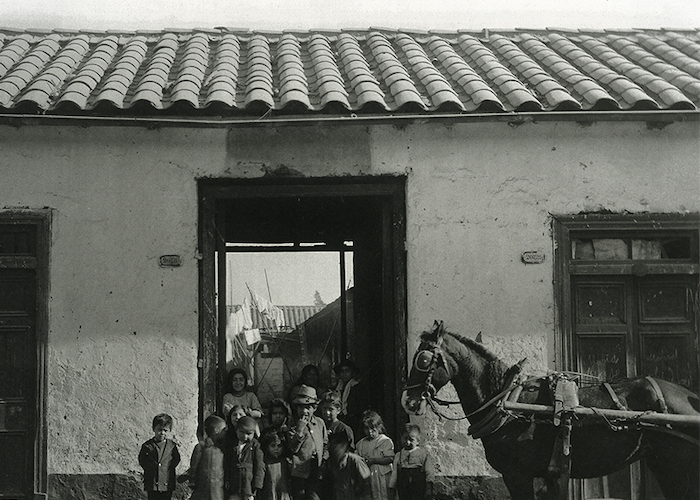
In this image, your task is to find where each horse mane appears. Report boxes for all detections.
[420,328,511,394]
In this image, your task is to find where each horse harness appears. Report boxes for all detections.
[408,325,700,462]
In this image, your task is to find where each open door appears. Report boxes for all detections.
[199,179,407,439]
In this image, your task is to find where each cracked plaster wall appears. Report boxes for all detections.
[0,119,697,482]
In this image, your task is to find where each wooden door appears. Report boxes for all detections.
[0,225,39,499]
[573,275,698,499]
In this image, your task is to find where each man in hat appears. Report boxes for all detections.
[288,385,328,500]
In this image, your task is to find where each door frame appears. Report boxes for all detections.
[0,210,50,500]
[552,212,700,500]
[198,178,408,436]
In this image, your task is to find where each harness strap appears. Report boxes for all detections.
[645,376,668,413]
[603,382,628,411]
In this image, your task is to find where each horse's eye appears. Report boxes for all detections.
[414,350,434,372]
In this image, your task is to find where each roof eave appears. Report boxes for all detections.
[0,109,697,129]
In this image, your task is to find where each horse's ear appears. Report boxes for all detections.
[430,320,445,340]
[475,331,483,343]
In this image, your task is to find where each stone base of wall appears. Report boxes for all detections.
[433,476,511,499]
[49,474,513,500]
[48,474,191,500]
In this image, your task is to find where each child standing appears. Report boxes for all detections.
[138,413,181,500]
[327,432,371,500]
[189,415,228,500]
[355,411,393,500]
[319,391,355,451]
[388,425,435,500]
[287,385,328,500]
[259,429,292,500]
[226,416,265,500]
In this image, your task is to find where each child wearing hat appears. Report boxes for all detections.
[226,416,264,500]
[287,385,328,500]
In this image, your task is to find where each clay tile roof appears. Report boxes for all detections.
[0,27,696,117]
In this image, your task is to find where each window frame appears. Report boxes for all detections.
[552,212,699,500]
[553,213,699,371]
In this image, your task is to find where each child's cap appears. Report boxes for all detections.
[292,385,319,405]
[237,416,257,432]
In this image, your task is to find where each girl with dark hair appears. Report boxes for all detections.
[222,367,263,420]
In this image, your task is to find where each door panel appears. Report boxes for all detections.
[572,275,698,499]
[0,241,38,499]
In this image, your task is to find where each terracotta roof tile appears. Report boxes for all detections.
[457,34,541,111]
[0,28,694,116]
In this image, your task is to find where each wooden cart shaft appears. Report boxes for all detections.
[503,401,700,426]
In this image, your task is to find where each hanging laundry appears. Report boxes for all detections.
[242,297,253,329]
[271,306,286,327]
[252,291,286,328]
[253,292,271,314]
[244,328,261,345]
[226,307,245,340]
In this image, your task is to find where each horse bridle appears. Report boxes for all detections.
[405,325,453,402]
[405,324,529,422]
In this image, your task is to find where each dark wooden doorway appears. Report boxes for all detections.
[199,178,408,439]
[554,213,699,500]
[0,212,49,500]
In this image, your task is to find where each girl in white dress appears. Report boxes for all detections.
[355,411,394,500]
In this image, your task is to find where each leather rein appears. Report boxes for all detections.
[404,328,529,422]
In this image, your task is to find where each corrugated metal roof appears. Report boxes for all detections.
[228,304,324,331]
[0,27,697,116]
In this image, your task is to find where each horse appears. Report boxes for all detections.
[401,321,700,500]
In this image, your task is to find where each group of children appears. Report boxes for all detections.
[139,386,434,500]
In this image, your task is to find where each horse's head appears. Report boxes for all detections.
[401,320,455,415]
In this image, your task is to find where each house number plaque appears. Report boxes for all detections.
[521,251,545,264]
[159,255,182,267]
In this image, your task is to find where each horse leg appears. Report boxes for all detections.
[501,471,535,500]
[541,474,570,500]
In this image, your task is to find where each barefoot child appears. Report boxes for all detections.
[138,413,181,500]
[355,411,393,500]
[388,425,435,500]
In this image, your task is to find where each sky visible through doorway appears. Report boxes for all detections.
[228,251,353,307]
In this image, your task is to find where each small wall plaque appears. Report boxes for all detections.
[521,251,545,264]
[159,255,182,267]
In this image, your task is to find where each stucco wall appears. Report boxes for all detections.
[0,118,697,486]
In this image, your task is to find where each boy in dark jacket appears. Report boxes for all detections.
[226,416,264,500]
[139,413,181,500]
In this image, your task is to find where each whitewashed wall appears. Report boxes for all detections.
[0,118,697,480]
